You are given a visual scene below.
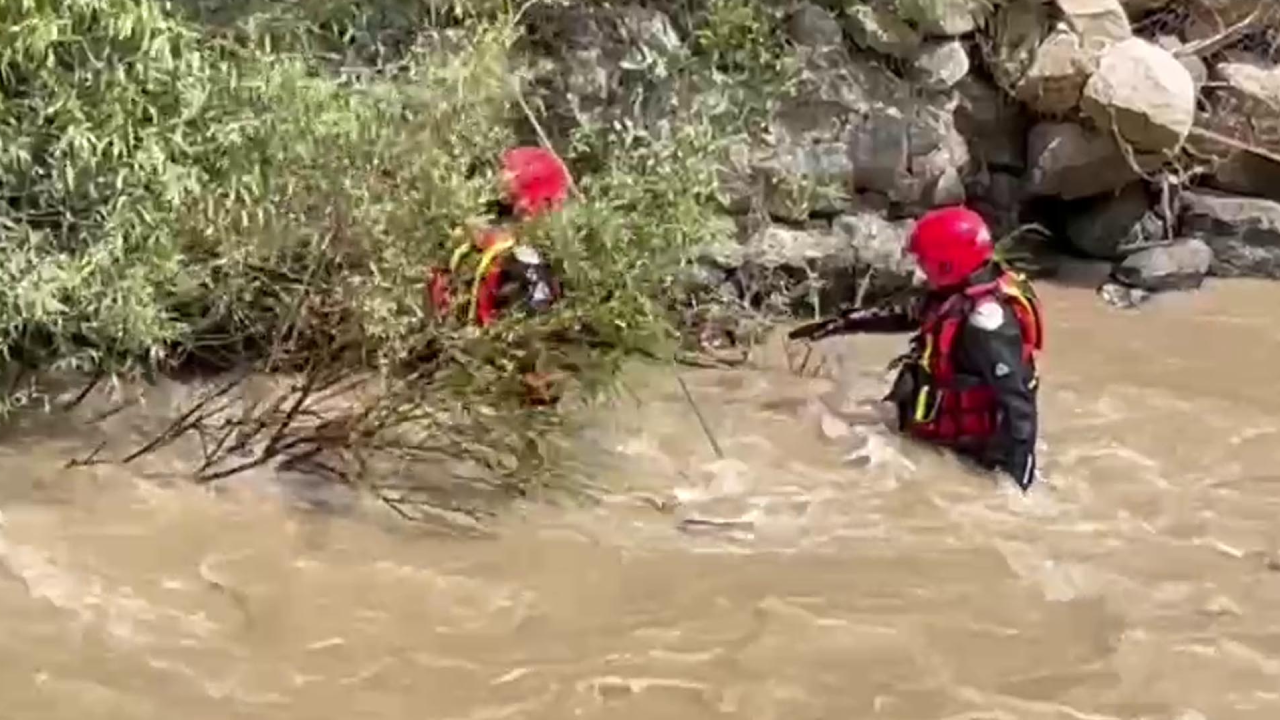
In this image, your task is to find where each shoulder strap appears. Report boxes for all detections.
[993,270,1044,354]
[467,234,517,322]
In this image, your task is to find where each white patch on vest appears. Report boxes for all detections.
[994,362,1011,378]
[512,244,542,265]
[967,300,1005,331]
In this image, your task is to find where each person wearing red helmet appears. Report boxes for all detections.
[789,206,1044,491]
[427,146,570,327]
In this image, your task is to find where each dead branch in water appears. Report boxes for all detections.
[1177,4,1265,58]
[120,374,246,464]
[1187,126,1280,168]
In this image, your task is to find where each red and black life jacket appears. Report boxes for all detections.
[427,227,560,327]
[901,268,1043,449]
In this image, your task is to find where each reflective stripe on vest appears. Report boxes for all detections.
[448,233,516,324]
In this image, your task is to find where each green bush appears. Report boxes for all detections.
[1,0,797,418]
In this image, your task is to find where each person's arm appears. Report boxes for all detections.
[788,299,924,341]
[959,299,1039,491]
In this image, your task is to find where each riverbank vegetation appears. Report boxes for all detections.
[0,0,798,514]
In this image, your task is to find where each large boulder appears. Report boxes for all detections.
[1195,62,1280,201]
[1064,183,1167,259]
[1025,122,1149,199]
[1111,239,1213,291]
[1180,190,1280,277]
[1080,38,1196,153]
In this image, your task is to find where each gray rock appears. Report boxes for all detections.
[1015,27,1093,116]
[1056,0,1133,52]
[913,39,970,90]
[1112,239,1213,291]
[1180,190,1280,278]
[725,35,969,214]
[987,0,1129,109]
[908,0,983,37]
[832,211,916,278]
[1064,184,1167,259]
[744,224,847,269]
[1097,280,1152,308]
[1194,62,1280,202]
[523,5,686,140]
[967,169,1025,238]
[980,0,1054,97]
[925,166,967,207]
[1026,122,1149,200]
[737,142,857,220]
[844,3,922,59]
[955,75,1029,171]
[733,215,914,315]
[904,97,972,207]
[849,103,911,196]
[789,3,843,49]
[1185,0,1279,42]
[1210,153,1280,203]
[696,233,747,269]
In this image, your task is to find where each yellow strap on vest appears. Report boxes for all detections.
[995,275,1042,357]
[919,332,936,370]
[466,236,516,322]
[914,384,934,422]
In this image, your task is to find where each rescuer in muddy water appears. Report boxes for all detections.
[427,146,572,404]
[790,207,1044,491]
[427,146,569,328]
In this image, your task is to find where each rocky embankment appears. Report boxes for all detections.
[521,0,1280,313]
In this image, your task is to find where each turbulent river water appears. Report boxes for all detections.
[1,275,1279,720]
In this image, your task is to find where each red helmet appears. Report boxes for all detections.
[501,146,572,219]
[907,206,994,289]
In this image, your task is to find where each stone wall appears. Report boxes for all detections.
[519,0,1280,314]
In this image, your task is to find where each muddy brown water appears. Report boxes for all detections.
[1,277,1279,720]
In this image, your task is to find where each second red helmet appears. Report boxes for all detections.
[908,206,994,289]
[501,147,572,219]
